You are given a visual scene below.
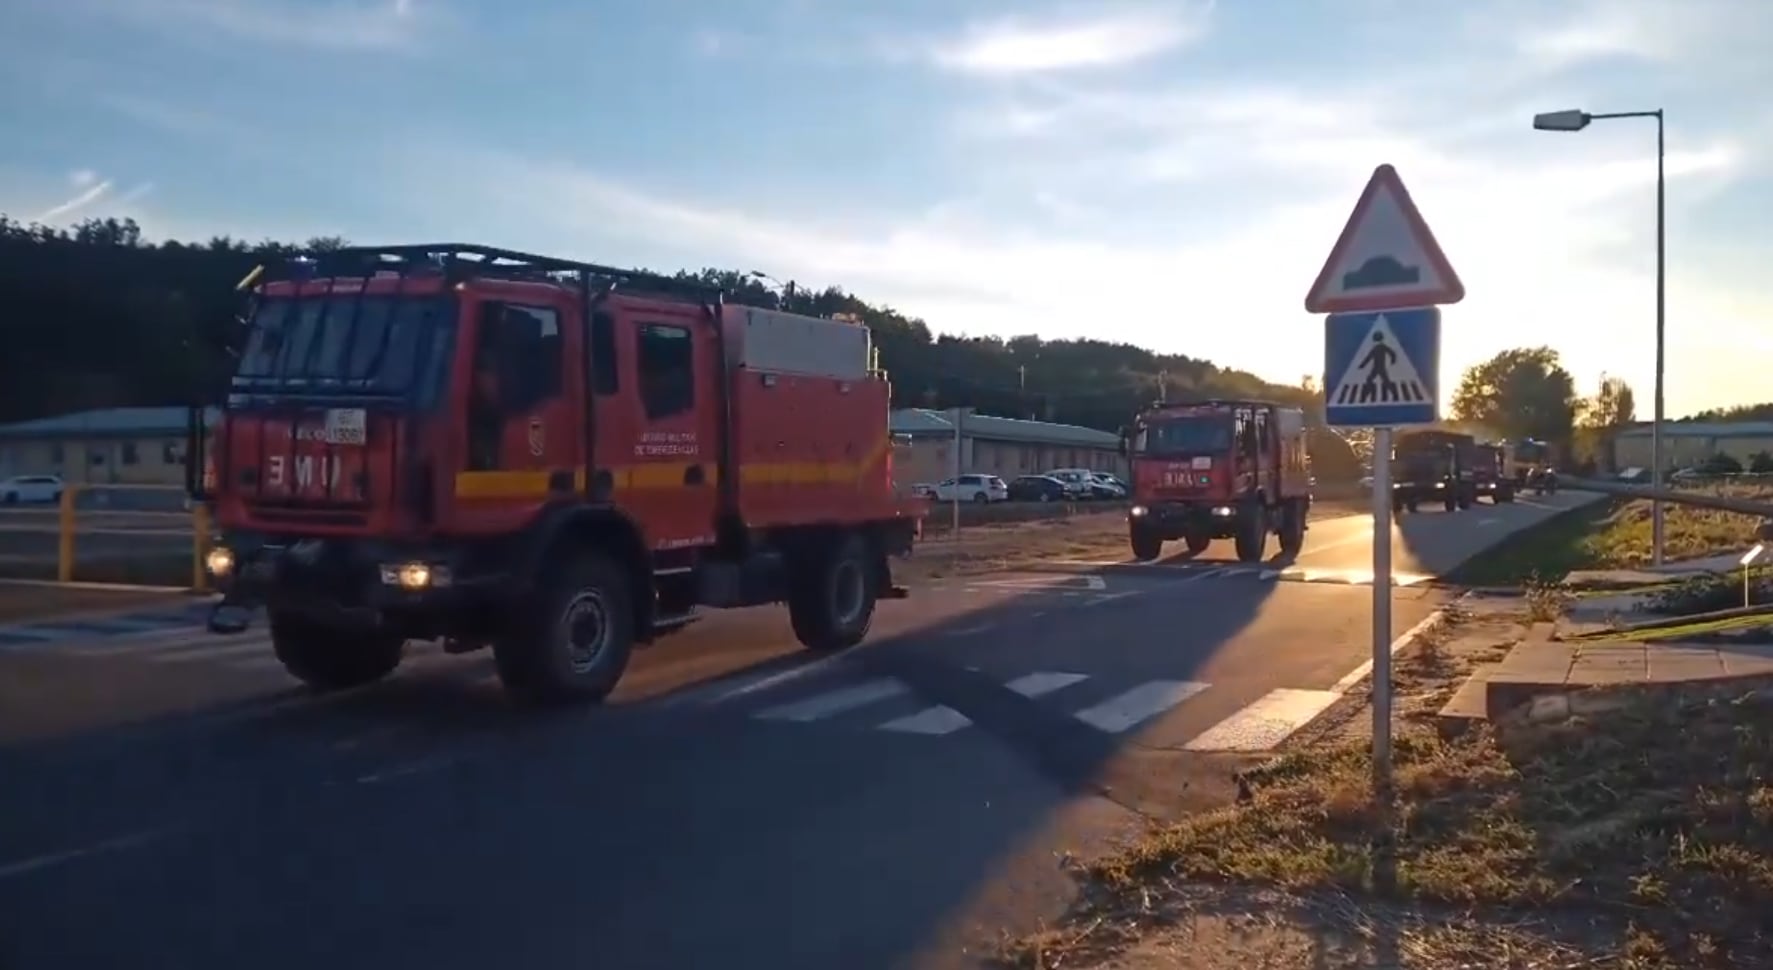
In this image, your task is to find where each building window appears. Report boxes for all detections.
[121,442,140,465]
[163,441,185,465]
[49,443,64,464]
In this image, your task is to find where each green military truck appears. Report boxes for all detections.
[1390,429,1478,514]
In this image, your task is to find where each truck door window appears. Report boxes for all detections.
[637,323,694,420]
[475,303,562,414]
[591,311,619,395]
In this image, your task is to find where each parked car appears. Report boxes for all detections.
[1086,472,1127,499]
[1006,474,1071,502]
[925,474,1009,503]
[1041,469,1098,500]
[0,474,63,505]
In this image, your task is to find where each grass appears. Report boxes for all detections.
[1006,682,1773,969]
[1448,482,1773,587]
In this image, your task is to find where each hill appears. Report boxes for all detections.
[0,214,1356,477]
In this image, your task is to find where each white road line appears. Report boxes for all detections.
[1183,688,1343,752]
[0,829,171,882]
[755,678,908,722]
[65,623,230,650]
[1072,680,1209,734]
[1329,610,1445,694]
[1005,671,1089,696]
[876,670,1091,736]
[877,706,971,735]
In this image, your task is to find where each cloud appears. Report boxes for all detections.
[924,6,1212,76]
[98,0,431,52]
[34,176,113,222]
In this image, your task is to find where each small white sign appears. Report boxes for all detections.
[323,408,367,445]
[1191,456,1213,470]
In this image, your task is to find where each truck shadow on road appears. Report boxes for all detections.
[0,563,1308,970]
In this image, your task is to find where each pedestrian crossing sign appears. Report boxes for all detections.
[1322,307,1440,427]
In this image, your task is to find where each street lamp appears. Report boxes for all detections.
[1533,106,1667,566]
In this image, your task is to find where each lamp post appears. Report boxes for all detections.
[1532,107,1666,566]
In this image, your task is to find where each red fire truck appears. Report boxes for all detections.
[1122,399,1313,562]
[189,244,925,704]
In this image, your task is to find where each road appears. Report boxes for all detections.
[0,490,1596,970]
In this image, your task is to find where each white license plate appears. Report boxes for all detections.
[323,408,367,445]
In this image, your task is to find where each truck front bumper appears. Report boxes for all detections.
[1129,501,1242,538]
[203,533,502,635]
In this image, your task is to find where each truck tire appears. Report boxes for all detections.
[493,552,635,704]
[1278,499,1306,557]
[270,612,404,691]
[1130,528,1164,561]
[1183,532,1211,555]
[1233,502,1268,563]
[789,532,878,653]
[1443,491,1457,512]
[1497,485,1515,503]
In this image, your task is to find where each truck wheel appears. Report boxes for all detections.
[1278,499,1306,557]
[789,532,878,653]
[1233,502,1268,563]
[270,612,404,691]
[1443,492,1457,512]
[1457,492,1473,510]
[493,552,635,704]
[1130,528,1164,561]
[1183,532,1211,555]
[1406,499,1420,514]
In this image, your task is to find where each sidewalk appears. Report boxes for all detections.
[1440,621,1773,725]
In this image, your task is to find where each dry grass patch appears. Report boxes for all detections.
[1007,681,1773,968]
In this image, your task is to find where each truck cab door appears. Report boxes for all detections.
[625,314,719,552]
[452,297,574,532]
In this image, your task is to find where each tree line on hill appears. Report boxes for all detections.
[0,213,1706,479]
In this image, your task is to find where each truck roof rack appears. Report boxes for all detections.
[258,243,721,302]
[1149,398,1285,411]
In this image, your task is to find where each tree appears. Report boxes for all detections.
[1577,374,1637,472]
[1585,374,1636,428]
[1449,347,1583,443]
[0,212,1320,429]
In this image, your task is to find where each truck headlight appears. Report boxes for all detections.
[1212,506,1234,517]
[380,562,452,589]
[205,547,235,577]
[1129,505,1148,517]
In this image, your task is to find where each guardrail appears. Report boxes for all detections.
[0,484,213,589]
[1559,476,1773,521]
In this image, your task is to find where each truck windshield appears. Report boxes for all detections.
[1138,417,1231,455]
[233,293,454,397]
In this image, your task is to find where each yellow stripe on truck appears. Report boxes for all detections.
[452,435,891,499]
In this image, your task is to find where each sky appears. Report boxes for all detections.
[3,0,1770,419]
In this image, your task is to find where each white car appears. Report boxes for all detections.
[927,474,1009,503]
[0,474,64,505]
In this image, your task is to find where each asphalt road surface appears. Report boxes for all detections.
[0,490,1597,970]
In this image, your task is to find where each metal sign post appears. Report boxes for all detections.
[1306,163,1464,799]
[1370,428,1394,787]
[1742,543,1765,608]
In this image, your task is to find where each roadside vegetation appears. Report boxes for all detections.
[1005,670,1773,968]
[1447,480,1773,590]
